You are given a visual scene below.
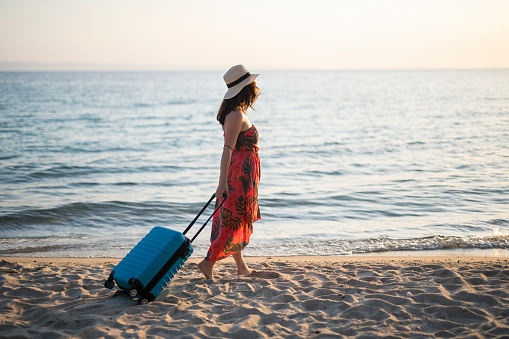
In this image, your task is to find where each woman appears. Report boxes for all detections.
[198,65,261,280]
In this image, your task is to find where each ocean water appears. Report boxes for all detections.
[1,70,508,258]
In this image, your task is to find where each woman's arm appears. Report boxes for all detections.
[216,110,243,198]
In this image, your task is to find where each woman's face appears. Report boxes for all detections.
[253,82,261,102]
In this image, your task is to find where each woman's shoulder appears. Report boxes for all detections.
[225,108,244,123]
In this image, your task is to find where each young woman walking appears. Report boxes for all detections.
[198,65,261,279]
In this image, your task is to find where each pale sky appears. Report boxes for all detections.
[1,0,508,70]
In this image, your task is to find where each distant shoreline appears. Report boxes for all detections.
[1,63,508,72]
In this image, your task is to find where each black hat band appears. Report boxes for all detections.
[227,72,251,88]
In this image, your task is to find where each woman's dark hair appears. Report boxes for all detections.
[217,81,260,125]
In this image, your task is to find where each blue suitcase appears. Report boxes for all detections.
[104,193,226,305]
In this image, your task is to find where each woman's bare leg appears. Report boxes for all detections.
[197,259,215,280]
[232,251,251,275]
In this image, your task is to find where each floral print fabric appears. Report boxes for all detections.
[206,125,261,261]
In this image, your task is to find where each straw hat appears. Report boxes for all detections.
[223,65,259,99]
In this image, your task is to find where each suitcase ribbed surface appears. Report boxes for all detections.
[104,194,223,303]
[113,227,193,298]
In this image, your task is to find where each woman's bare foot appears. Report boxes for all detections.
[232,251,251,276]
[197,260,214,280]
[237,267,252,276]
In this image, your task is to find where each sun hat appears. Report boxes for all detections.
[223,65,259,100]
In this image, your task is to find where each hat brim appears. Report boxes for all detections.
[223,73,259,100]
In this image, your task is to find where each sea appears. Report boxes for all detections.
[1,70,508,258]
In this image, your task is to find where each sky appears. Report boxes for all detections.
[0,0,508,70]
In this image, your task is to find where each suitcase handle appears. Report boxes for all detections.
[183,193,228,243]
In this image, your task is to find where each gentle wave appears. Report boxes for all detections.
[3,164,189,185]
[2,234,508,257]
[0,244,82,255]
[342,234,509,254]
[240,234,509,257]
[0,201,212,231]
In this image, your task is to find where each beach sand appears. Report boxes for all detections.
[1,253,509,338]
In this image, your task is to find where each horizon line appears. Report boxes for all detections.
[0,62,508,72]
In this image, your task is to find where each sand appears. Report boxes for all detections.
[1,254,509,338]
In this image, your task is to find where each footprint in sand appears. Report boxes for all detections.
[249,270,281,279]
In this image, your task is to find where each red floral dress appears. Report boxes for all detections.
[206,125,261,261]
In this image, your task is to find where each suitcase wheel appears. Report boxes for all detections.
[104,272,115,289]
[114,290,126,297]
[128,287,138,298]
[104,279,115,289]
[138,298,149,305]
